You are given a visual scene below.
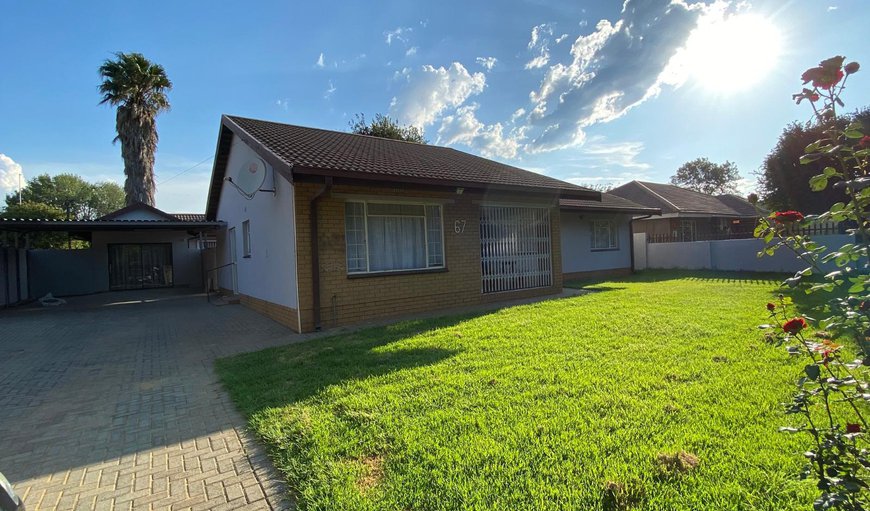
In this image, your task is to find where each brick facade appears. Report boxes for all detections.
[238,293,300,332]
[293,181,563,332]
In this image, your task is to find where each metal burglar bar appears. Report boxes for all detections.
[480,206,552,293]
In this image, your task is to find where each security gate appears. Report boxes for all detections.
[108,243,174,290]
[480,206,552,293]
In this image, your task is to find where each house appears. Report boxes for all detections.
[206,115,653,333]
[559,194,661,280]
[608,181,759,242]
[0,202,222,301]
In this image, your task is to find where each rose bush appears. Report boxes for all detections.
[756,55,869,510]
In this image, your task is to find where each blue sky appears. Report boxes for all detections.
[1,0,868,213]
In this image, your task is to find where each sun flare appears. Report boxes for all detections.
[682,13,782,93]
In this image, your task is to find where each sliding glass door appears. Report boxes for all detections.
[108,243,174,290]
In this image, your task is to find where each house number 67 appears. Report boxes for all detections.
[454,219,466,234]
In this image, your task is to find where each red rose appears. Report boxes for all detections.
[801,56,846,90]
[846,423,861,434]
[773,211,804,223]
[767,303,776,311]
[783,317,808,334]
[844,61,860,75]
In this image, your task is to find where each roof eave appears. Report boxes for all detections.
[292,165,600,200]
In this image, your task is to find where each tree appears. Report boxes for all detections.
[4,174,125,220]
[0,202,68,248]
[758,107,870,213]
[670,158,741,195]
[348,113,426,143]
[99,52,172,207]
[2,174,125,249]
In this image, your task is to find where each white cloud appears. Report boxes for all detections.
[436,103,522,160]
[275,98,289,111]
[525,23,554,70]
[405,46,418,57]
[561,137,651,171]
[315,52,325,68]
[523,0,712,153]
[324,80,337,99]
[389,62,486,128]
[0,154,24,196]
[555,34,569,44]
[827,5,838,11]
[475,56,498,71]
[384,26,412,45]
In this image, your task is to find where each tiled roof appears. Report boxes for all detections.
[715,194,762,216]
[559,193,661,214]
[172,213,207,222]
[206,116,598,220]
[226,116,596,194]
[609,181,759,217]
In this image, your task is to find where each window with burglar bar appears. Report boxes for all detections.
[480,205,552,293]
[344,201,444,274]
[591,219,617,250]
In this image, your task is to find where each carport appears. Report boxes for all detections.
[0,203,225,304]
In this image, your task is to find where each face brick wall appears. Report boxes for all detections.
[293,181,563,332]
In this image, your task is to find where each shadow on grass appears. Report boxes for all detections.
[216,315,469,416]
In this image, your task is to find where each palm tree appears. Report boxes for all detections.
[98,52,172,206]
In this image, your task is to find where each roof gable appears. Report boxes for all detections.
[100,203,179,221]
[206,115,599,220]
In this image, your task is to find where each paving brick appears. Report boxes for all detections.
[0,289,297,510]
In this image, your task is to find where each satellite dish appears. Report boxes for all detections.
[234,157,267,196]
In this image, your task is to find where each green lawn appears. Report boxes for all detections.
[217,271,821,510]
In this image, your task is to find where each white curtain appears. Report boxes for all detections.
[368,216,426,271]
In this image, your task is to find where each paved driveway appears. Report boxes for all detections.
[0,290,302,510]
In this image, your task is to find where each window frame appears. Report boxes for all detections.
[591,218,618,251]
[242,220,252,258]
[344,199,446,276]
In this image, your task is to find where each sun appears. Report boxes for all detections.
[681,13,783,93]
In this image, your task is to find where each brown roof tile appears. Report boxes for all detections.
[610,181,759,217]
[205,116,597,219]
[560,193,661,214]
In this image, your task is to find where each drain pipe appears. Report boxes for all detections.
[629,214,654,273]
[310,177,333,331]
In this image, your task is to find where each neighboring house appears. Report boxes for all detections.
[0,202,222,300]
[559,194,661,280]
[609,181,759,242]
[207,115,607,333]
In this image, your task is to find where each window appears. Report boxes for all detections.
[480,206,552,293]
[242,220,252,257]
[591,219,618,250]
[344,201,444,274]
[679,219,697,242]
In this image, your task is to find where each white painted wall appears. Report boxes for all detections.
[641,234,854,273]
[560,211,633,273]
[214,138,299,308]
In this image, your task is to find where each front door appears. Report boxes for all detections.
[108,243,174,290]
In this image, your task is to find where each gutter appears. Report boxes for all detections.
[310,177,333,331]
[629,214,654,273]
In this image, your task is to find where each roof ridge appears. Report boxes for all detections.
[634,181,680,212]
[225,114,432,148]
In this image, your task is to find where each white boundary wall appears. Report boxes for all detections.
[635,234,854,273]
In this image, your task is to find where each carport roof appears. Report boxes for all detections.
[0,218,224,233]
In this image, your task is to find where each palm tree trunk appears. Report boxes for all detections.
[116,105,158,206]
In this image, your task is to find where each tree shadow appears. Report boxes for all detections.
[216,315,467,417]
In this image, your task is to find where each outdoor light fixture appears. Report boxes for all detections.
[456,187,464,195]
